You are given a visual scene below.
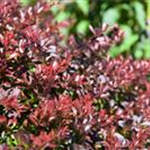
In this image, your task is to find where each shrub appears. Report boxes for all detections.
[0,0,150,149]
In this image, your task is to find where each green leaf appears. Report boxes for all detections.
[103,8,120,25]
[51,5,59,15]
[20,0,36,6]
[29,66,36,73]
[132,1,146,29]
[109,35,138,57]
[76,0,89,16]
[120,25,133,38]
[76,20,89,34]
[55,12,70,22]
[7,135,18,147]
[134,48,143,59]
[143,38,150,58]
[134,37,150,59]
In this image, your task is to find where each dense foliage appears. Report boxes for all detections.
[0,0,150,149]
[46,0,150,59]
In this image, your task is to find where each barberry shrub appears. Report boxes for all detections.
[0,0,150,149]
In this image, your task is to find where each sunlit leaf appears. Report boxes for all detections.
[50,5,59,15]
[55,11,70,22]
[131,1,146,29]
[143,38,150,58]
[20,0,36,6]
[134,48,143,59]
[76,0,89,16]
[103,8,120,25]
[109,35,138,57]
[76,20,89,34]
[120,25,133,38]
